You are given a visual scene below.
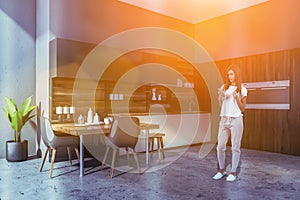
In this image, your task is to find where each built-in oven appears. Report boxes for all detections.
[243,80,290,110]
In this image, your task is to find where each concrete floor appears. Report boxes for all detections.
[0,144,299,200]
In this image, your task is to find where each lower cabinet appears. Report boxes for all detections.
[134,112,211,152]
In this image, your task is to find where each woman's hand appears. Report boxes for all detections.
[218,87,225,106]
[233,90,238,100]
[218,87,225,99]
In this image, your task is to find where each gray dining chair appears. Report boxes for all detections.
[101,117,141,178]
[39,116,80,178]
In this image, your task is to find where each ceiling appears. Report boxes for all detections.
[118,0,269,24]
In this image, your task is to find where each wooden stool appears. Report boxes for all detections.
[148,133,165,160]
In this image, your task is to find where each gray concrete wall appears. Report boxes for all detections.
[0,0,36,159]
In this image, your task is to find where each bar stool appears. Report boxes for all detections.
[148,133,165,160]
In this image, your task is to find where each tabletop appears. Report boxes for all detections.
[52,122,159,136]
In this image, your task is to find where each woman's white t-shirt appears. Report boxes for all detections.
[220,85,247,117]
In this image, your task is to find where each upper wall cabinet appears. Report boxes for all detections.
[49,38,211,121]
[50,38,96,78]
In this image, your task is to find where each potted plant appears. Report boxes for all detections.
[2,96,36,161]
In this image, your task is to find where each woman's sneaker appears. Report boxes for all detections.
[213,172,226,180]
[226,174,236,182]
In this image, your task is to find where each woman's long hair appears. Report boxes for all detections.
[224,64,242,93]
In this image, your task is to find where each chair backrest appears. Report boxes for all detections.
[38,116,55,147]
[108,117,140,149]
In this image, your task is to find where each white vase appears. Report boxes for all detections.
[93,113,100,123]
[78,114,84,124]
[158,94,162,101]
[152,92,156,100]
[87,108,93,124]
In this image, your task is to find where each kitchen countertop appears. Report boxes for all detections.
[108,111,210,117]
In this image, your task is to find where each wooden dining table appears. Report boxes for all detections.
[52,122,159,176]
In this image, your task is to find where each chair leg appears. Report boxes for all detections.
[157,137,161,160]
[40,147,50,172]
[110,149,117,179]
[101,147,110,170]
[125,147,130,166]
[50,149,57,178]
[132,149,141,174]
[67,146,72,166]
[148,138,151,154]
[150,137,154,158]
[74,147,80,162]
[160,137,165,159]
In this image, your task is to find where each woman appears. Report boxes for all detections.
[213,64,247,182]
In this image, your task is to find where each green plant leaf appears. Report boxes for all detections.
[23,113,36,125]
[2,108,9,121]
[3,96,36,142]
[21,105,35,120]
[11,111,23,134]
[19,96,33,116]
[3,97,17,122]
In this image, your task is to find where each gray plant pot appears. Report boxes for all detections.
[6,140,28,162]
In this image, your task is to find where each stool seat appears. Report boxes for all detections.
[149,133,165,138]
[148,133,165,160]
